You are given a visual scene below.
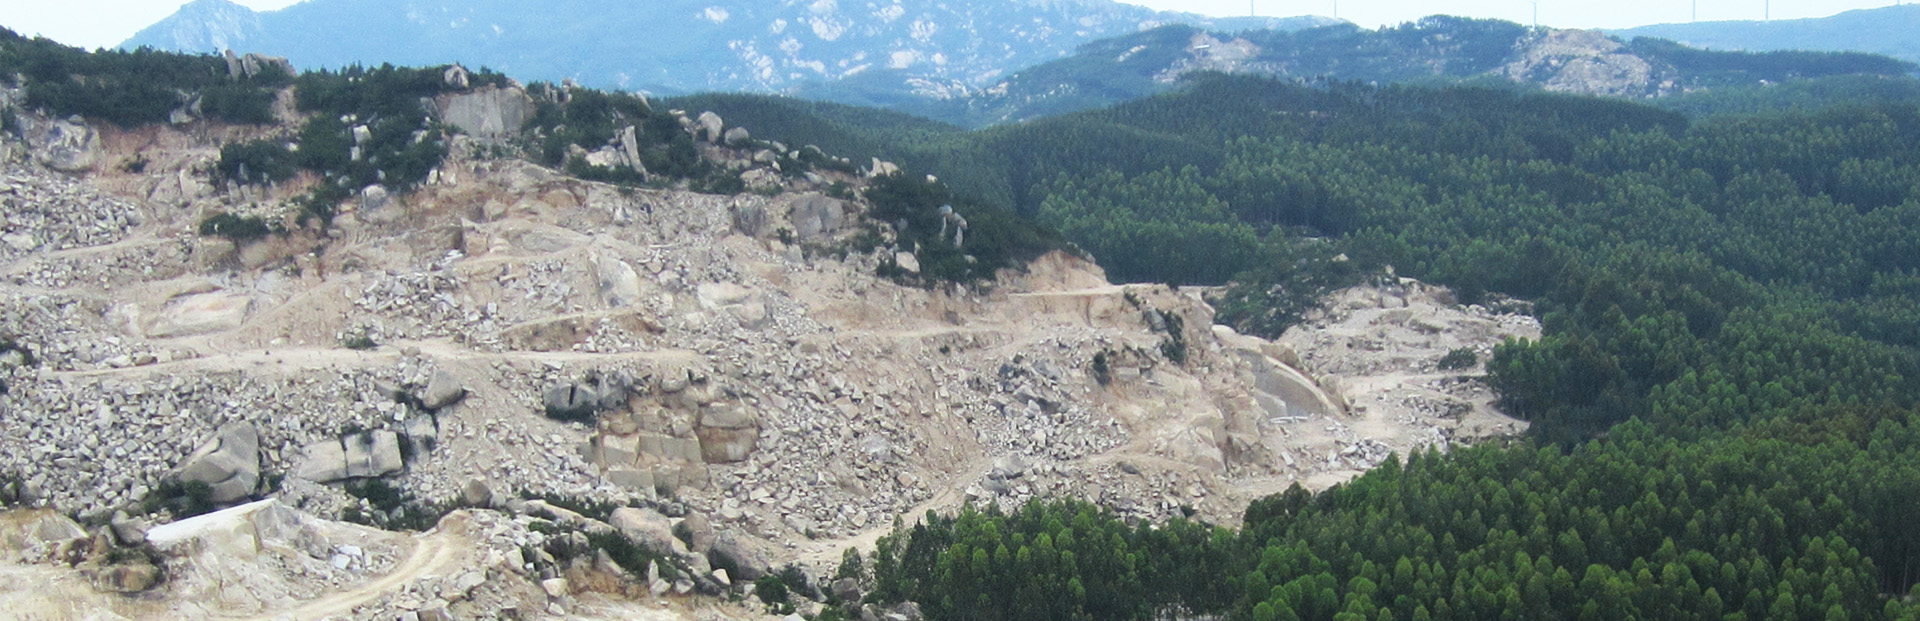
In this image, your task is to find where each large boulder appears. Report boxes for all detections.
[22,115,101,173]
[417,369,467,410]
[434,86,537,137]
[722,126,752,147]
[85,561,162,593]
[731,202,770,238]
[696,111,725,143]
[609,507,684,556]
[0,511,87,556]
[174,423,260,504]
[595,254,643,308]
[677,512,717,554]
[618,125,647,174]
[695,405,759,463]
[788,194,847,241]
[708,531,771,581]
[544,383,601,421]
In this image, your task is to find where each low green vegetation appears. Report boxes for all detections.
[339,478,452,532]
[861,171,1069,284]
[0,27,286,127]
[196,213,275,242]
[1436,347,1478,371]
[140,479,217,519]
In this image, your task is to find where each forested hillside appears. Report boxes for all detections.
[697,71,1920,620]
[683,74,1920,443]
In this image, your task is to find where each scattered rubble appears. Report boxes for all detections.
[0,104,1534,619]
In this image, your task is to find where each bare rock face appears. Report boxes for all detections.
[433,86,537,138]
[593,253,643,308]
[21,115,102,173]
[1500,30,1660,98]
[173,423,260,505]
[143,291,253,338]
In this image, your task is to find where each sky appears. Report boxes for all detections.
[0,0,1908,50]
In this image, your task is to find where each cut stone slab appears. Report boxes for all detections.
[293,439,349,483]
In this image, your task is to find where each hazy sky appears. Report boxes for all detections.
[0,0,1907,50]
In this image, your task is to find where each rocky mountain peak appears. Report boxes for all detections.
[126,0,264,54]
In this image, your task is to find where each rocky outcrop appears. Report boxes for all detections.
[1500,30,1663,98]
[222,50,293,80]
[145,291,253,338]
[20,115,101,174]
[433,86,536,138]
[0,510,88,558]
[593,253,644,308]
[696,112,725,144]
[172,423,260,505]
[787,194,847,241]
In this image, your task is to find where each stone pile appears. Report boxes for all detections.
[0,167,139,263]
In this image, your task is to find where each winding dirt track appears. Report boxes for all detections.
[230,515,471,621]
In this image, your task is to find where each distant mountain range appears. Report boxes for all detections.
[116,0,1918,129]
[820,17,1916,127]
[121,0,1339,95]
[1614,4,1920,64]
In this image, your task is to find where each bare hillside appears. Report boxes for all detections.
[0,97,1535,618]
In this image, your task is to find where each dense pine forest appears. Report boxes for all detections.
[12,21,1920,620]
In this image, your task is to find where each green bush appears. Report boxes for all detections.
[140,479,217,518]
[1436,347,1478,370]
[215,140,297,185]
[864,170,1067,284]
[1158,311,1187,366]
[341,478,450,532]
[196,213,273,241]
[755,574,793,610]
